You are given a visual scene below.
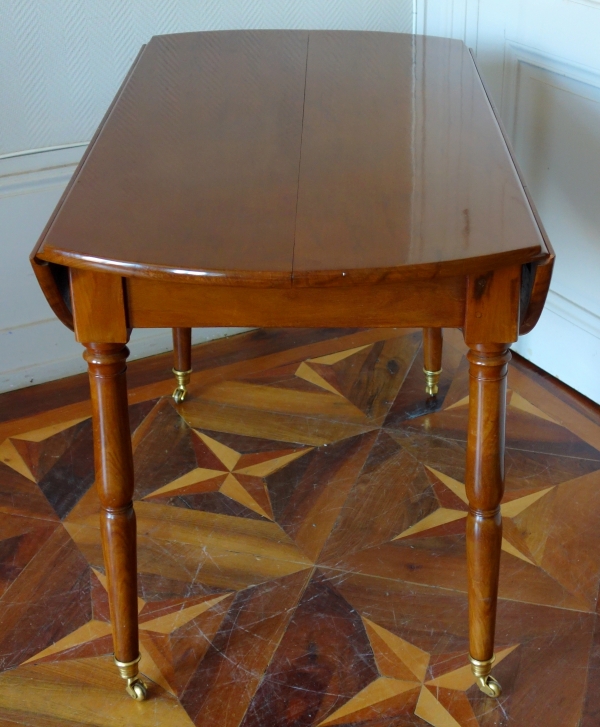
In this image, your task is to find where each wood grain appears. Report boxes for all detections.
[172,328,191,372]
[125,277,466,328]
[35,31,309,286]
[84,343,139,664]
[1,328,599,727]
[71,270,127,344]
[32,32,550,286]
[465,344,510,661]
[293,33,546,286]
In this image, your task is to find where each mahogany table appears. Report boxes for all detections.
[31,30,554,702]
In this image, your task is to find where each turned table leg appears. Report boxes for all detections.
[423,327,443,396]
[465,343,510,698]
[84,343,147,701]
[172,327,192,403]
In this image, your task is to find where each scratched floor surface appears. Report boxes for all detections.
[1,327,600,727]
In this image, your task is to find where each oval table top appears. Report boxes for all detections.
[32,30,551,288]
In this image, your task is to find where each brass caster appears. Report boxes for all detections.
[476,674,502,698]
[126,678,148,701]
[172,368,192,403]
[470,655,502,698]
[114,655,148,701]
[423,367,442,397]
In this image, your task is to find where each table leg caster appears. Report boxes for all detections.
[114,655,148,701]
[172,368,192,403]
[423,367,442,397]
[470,655,502,698]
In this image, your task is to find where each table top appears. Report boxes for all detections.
[33,30,550,287]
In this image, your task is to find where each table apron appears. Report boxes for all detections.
[125,277,466,329]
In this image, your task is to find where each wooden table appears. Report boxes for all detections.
[31,30,554,703]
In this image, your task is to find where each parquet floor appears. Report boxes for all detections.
[1,327,600,727]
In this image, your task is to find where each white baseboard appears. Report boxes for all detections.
[0,319,250,394]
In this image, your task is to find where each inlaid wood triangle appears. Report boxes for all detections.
[296,361,344,396]
[308,345,372,366]
[501,537,536,564]
[139,633,174,693]
[143,468,226,499]
[394,508,467,540]
[23,620,112,664]
[415,686,463,727]
[502,519,538,564]
[234,474,274,519]
[220,473,272,519]
[509,392,558,423]
[0,439,35,482]
[363,618,430,682]
[366,627,427,682]
[425,467,468,504]
[295,345,373,400]
[426,645,519,691]
[319,677,420,725]
[195,431,241,471]
[236,448,311,477]
[140,593,232,634]
[11,417,89,442]
[444,395,469,411]
[501,487,554,518]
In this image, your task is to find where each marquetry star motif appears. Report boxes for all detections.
[320,618,518,727]
[295,345,372,397]
[143,430,312,520]
[22,567,234,696]
[394,466,555,565]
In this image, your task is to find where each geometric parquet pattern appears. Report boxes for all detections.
[1,327,600,726]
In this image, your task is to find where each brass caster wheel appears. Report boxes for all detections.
[114,655,147,701]
[126,678,148,701]
[173,385,187,404]
[470,655,502,698]
[475,674,502,698]
[423,367,442,397]
[172,368,192,403]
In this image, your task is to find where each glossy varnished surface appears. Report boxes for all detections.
[1,328,600,726]
[293,33,545,285]
[33,31,548,285]
[35,31,309,286]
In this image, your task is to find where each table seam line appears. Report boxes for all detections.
[291,31,310,288]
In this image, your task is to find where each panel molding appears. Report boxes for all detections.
[501,40,600,138]
[566,0,600,8]
[0,145,83,198]
[0,162,78,199]
[502,40,600,402]
[545,290,600,340]
[414,0,478,46]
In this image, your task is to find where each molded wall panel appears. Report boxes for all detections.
[416,0,600,403]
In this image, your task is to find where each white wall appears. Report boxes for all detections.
[416,0,600,404]
[0,0,414,394]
